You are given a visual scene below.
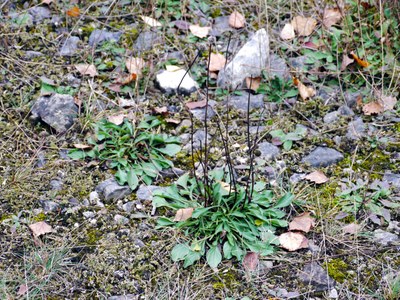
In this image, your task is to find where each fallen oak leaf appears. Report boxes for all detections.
[322,8,342,29]
[189,24,211,38]
[245,76,261,91]
[305,170,329,184]
[29,221,53,237]
[340,53,355,71]
[279,232,309,251]
[75,64,98,77]
[362,101,383,115]
[243,252,259,271]
[125,57,145,75]
[289,212,315,233]
[291,16,317,37]
[342,223,361,234]
[185,100,207,109]
[174,208,194,222]
[73,143,92,149]
[280,23,295,40]
[153,106,168,115]
[297,81,316,100]
[209,53,226,72]
[228,11,246,29]
[107,114,125,125]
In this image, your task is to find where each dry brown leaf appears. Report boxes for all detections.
[243,252,259,271]
[209,53,226,72]
[340,53,354,71]
[173,208,194,222]
[381,95,397,111]
[291,16,317,37]
[75,64,98,77]
[186,100,207,110]
[280,23,295,40]
[305,170,329,184]
[362,101,384,115]
[153,106,168,114]
[245,77,261,91]
[279,232,309,251]
[189,24,211,38]
[322,8,342,29]
[228,11,246,29]
[125,57,145,75]
[297,81,316,100]
[73,143,91,149]
[165,118,180,124]
[17,284,28,296]
[141,16,162,27]
[29,221,53,237]
[289,212,315,233]
[342,223,361,234]
[66,6,80,17]
[107,114,125,125]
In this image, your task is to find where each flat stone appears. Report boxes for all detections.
[383,172,400,188]
[50,179,63,191]
[323,111,339,124]
[257,142,280,161]
[181,129,211,150]
[114,214,129,225]
[108,295,137,300]
[210,16,232,36]
[122,202,135,213]
[338,105,354,116]
[25,51,43,59]
[59,36,80,56]
[228,92,264,112]
[302,147,344,167]
[89,29,122,47]
[372,229,400,246]
[134,30,163,52]
[218,29,270,89]
[39,200,59,212]
[95,178,132,202]
[136,185,166,201]
[346,117,366,140]
[268,54,290,79]
[298,262,336,292]
[155,69,198,95]
[190,105,216,122]
[30,94,78,133]
[289,56,309,70]
[28,7,51,22]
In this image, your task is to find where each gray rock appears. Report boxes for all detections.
[159,167,185,178]
[290,173,306,184]
[30,94,78,133]
[134,30,163,52]
[257,142,280,161]
[338,105,354,116]
[383,172,400,188]
[136,185,166,201]
[65,74,81,88]
[155,69,198,95]
[323,111,339,124]
[25,51,43,59]
[10,12,33,27]
[317,86,338,103]
[89,191,100,205]
[122,202,135,213]
[289,56,309,70]
[210,16,232,37]
[346,117,366,140]
[298,262,336,292]
[36,152,46,168]
[89,29,122,47]
[108,295,137,300]
[68,198,80,206]
[28,7,51,22]
[228,92,264,112]
[50,179,63,191]
[82,211,95,219]
[39,200,60,212]
[95,178,132,202]
[344,91,360,108]
[190,106,216,121]
[181,129,211,150]
[114,214,129,225]
[268,54,290,79]
[372,229,400,246]
[218,29,270,89]
[59,36,80,56]
[302,147,344,167]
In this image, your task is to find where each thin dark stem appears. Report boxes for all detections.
[177,48,202,94]
[245,78,253,204]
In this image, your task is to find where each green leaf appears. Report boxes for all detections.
[115,169,127,185]
[183,251,201,268]
[274,193,294,208]
[171,243,190,262]
[176,173,189,188]
[157,144,181,156]
[156,217,175,227]
[283,89,298,98]
[269,219,288,227]
[283,140,292,150]
[127,168,138,190]
[191,207,212,218]
[223,241,233,259]
[67,150,86,160]
[206,246,222,268]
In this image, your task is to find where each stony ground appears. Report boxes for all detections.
[1,1,400,299]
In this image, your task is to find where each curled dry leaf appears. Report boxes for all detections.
[380,95,397,111]
[75,64,98,77]
[322,8,342,29]
[29,221,53,237]
[73,143,91,149]
[185,100,207,110]
[209,53,226,72]
[362,101,384,115]
[141,16,162,27]
[66,6,80,17]
[107,114,125,125]
[173,208,194,222]
[280,23,295,40]
[279,232,309,251]
[340,53,354,71]
[349,51,369,67]
[289,212,315,233]
[153,106,168,114]
[342,223,361,234]
[126,57,145,75]
[305,170,329,184]
[228,11,246,29]
[297,81,316,100]
[189,24,211,38]
[245,76,261,91]
[243,252,259,271]
[291,16,317,37]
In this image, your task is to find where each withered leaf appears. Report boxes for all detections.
[289,212,315,233]
[107,114,125,125]
[280,23,295,40]
[228,11,246,29]
[243,252,259,271]
[322,8,342,29]
[305,170,329,184]
[186,100,207,110]
[291,16,317,37]
[209,53,226,72]
[173,208,194,222]
[29,221,53,237]
[189,24,211,38]
[362,101,384,115]
[279,232,309,251]
[141,16,162,27]
[75,64,98,77]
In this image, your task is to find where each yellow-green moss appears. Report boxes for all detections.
[86,229,102,245]
[325,258,351,283]
[33,212,47,222]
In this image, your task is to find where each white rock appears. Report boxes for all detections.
[155,69,198,95]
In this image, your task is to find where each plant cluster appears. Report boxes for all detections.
[153,169,294,268]
[269,124,307,150]
[68,116,181,190]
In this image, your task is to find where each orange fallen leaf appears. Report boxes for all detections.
[297,81,316,100]
[243,252,259,271]
[209,53,226,72]
[292,76,300,86]
[362,101,383,115]
[189,24,211,38]
[322,8,342,29]
[107,114,125,125]
[141,16,162,27]
[125,57,145,75]
[245,77,261,91]
[228,11,246,29]
[173,208,194,222]
[29,221,53,237]
[305,170,329,184]
[349,51,369,67]
[279,232,309,251]
[66,6,80,17]
[291,16,317,37]
[280,23,295,40]
[75,64,98,77]
[289,212,315,233]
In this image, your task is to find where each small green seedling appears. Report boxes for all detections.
[269,125,307,151]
